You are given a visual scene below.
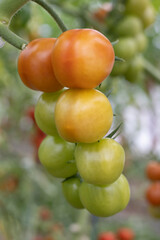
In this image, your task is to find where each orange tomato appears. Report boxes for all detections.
[117,228,135,240]
[54,89,113,143]
[146,182,160,206]
[18,38,63,92]
[51,29,115,89]
[146,161,160,181]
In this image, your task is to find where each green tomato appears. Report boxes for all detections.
[125,55,144,82]
[141,5,156,28]
[75,138,125,186]
[38,135,77,178]
[125,0,150,16]
[114,38,137,60]
[35,90,63,136]
[79,174,130,217]
[62,177,84,209]
[110,61,128,77]
[135,33,148,52]
[115,16,143,37]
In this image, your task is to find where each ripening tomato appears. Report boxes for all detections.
[38,135,77,178]
[54,89,113,143]
[35,90,64,136]
[98,232,117,240]
[113,38,137,60]
[117,228,135,240]
[115,16,142,37]
[62,177,84,209]
[51,29,115,89]
[18,38,63,92]
[146,161,160,181]
[75,138,125,186]
[79,174,130,217]
[146,182,160,206]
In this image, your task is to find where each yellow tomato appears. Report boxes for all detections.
[54,89,113,143]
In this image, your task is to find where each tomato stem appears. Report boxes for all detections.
[0,22,28,50]
[143,58,160,83]
[32,0,67,32]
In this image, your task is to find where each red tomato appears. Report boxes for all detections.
[146,161,160,181]
[146,182,160,206]
[39,207,52,221]
[52,29,115,89]
[117,228,134,240]
[98,232,117,240]
[18,38,63,92]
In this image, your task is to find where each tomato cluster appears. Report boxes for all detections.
[98,227,135,240]
[145,161,160,218]
[107,0,155,83]
[18,28,130,217]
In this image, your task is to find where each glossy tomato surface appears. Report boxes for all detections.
[54,89,113,143]
[62,177,84,209]
[146,182,160,206]
[75,138,125,185]
[117,228,135,240]
[18,38,63,92]
[146,161,160,181]
[51,29,115,89]
[38,135,77,178]
[79,174,130,217]
[35,90,64,136]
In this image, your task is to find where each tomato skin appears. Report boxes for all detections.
[75,138,125,186]
[141,6,156,28]
[98,232,117,240]
[125,55,144,82]
[55,89,113,143]
[117,228,135,240]
[135,33,148,52]
[38,135,77,178]
[115,16,142,37]
[113,38,137,60]
[111,61,128,76]
[51,29,115,89]
[18,38,63,92]
[146,182,160,206]
[35,90,63,136]
[146,161,160,181]
[125,0,150,16]
[79,174,130,217]
[62,177,84,209]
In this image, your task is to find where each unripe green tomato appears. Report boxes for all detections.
[75,138,125,186]
[110,61,128,76]
[62,177,84,209]
[125,0,150,16]
[79,174,130,217]
[114,38,137,60]
[141,5,156,28]
[115,16,143,37]
[35,90,64,136]
[125,55,144,82]
[38,135,77,178]
[135,33,148,52]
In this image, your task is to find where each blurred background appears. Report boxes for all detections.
[0,0,160,239]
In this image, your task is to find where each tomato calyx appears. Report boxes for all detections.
[106,122,123,139]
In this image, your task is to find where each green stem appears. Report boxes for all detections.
[0,22,27,50]
[0,0,30,25]
[32,0,67,32]
[143,58,160,83]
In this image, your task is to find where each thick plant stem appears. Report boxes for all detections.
[0,0,30,25]
[32,0,67,32]
[0,22,28,50]
[143,58,160,83]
